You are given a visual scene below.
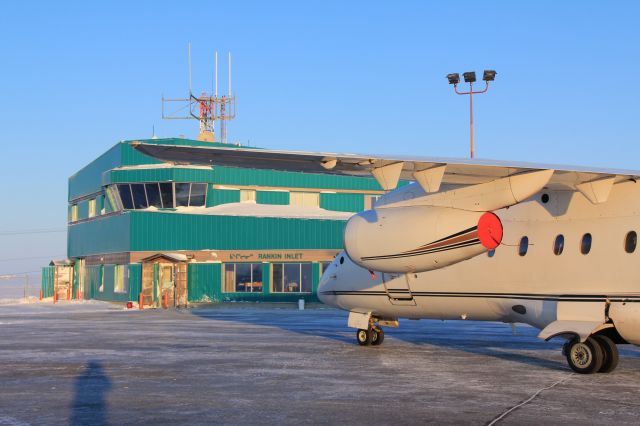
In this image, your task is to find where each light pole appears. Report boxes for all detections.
[447,70,496,159]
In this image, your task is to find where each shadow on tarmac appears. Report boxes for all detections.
[70,360,112,426]
[189,305,568,372]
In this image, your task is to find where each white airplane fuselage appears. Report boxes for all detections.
[317,180,640,350]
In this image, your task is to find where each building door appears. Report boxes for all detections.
[175,262,188,307]
[141,263,155,308]
[159,263,175,308]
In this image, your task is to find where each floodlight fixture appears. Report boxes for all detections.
[483,70,497,82]
[446,73,460,85]
[463,71,476,83]
[447,68,497,159]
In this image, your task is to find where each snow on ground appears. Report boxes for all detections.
[0,304,639,425]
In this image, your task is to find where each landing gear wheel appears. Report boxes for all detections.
[593,335,619,373]
[356,329,372,346]
[565,337,604,374]
[371,328,385,346]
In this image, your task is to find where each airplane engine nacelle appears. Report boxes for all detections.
[344,206,502,273]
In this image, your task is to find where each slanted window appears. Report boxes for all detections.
[553,234,564,255]
[240,189,256,203]
[272,263,312,293]
[625,231,637,253]
[175,183,191,207]
[88,198,96,218]
[189,183,207,206]
[159,183,174,208]
[518,236,529,257]
[145,183,163,208]
[290,192,320,208]
[130,184,148,209]
[581,233,592,255]
[117,184,134,210]
[223,263,263,292]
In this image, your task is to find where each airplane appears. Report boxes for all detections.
[134,141,640,374]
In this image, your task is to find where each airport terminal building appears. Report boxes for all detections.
[41,138,385,306]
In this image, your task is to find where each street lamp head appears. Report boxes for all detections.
[483,70,497,82]
[463,71,476,83]
[446,73,460,85]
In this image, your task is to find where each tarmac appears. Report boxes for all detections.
[0,301,639,425]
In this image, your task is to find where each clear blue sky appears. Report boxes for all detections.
[1,0,639,277]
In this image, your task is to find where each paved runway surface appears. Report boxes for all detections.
[0,302,639,425]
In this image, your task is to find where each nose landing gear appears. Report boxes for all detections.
[356,326,385,346]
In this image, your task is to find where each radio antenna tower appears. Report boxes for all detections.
[162,44,236,143]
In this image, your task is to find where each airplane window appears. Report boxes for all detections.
[487,249,495,258]
[581,233,592,255]
[625,231,637,253]
[339,256,344,264]
[553,234,564,255]
[518,237,528,256]
[541,193,550,203]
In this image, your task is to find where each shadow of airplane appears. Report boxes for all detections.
[189,305,569,371]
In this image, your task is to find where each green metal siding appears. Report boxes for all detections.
[41,267,55,298]
[77,200,89,220]
[107,168,215,185]
[84,265,102,300]
[68,214,131,257]
[94,264,130,302]
[128,264,142,301]
[256,190,289,205]
[211,166,384,191]
[320,193,364,212]
[128,212,345,252]
[68,143,122,201]
[188,263,221,302]
[207,189,240,206]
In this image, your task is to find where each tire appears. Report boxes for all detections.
[372,328,385,346]
[593,335,619,374]
[565,337,604,374]
[356,329,372,346]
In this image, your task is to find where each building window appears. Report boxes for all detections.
[518,236,529,257]
[189,183,207,206]
[70,204,78,222]
[290,192,320,208]
[272,263,312,293]
[158,183,172,207]
[88,198,96,218]
[581,233,592,255]
[145,183,163,208]
[224,263,263,292]
[240,189,256,203]
[553,234,564,255]
[116,182,206,210]
[114,265,128,293]
[175,183,190,207]
[625,231,637,254]
[117,184,134,209]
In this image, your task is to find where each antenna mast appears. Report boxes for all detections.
[162,44,236,143]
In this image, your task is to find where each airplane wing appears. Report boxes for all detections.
[132,141,640,203]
